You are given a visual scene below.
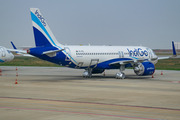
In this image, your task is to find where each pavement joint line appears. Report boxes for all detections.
[1,100,179,117]
[0,106,159,120]
[1,97,180,111]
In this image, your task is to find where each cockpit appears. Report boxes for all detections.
[146,48,157,58]
[0,47,6,57]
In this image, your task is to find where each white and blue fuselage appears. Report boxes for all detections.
[61,45,158,68]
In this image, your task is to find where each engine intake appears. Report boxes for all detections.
[134,62,155,76]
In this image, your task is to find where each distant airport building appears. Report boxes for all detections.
[174,42,180,50]
[153,41,180,53]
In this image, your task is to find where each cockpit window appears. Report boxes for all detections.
[146,48,156,56]
[1,47,6,57]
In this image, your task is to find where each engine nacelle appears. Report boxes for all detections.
[91,68,105,74]
[134,62,155,76]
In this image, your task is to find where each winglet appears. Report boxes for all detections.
[11,41,17,49]
[172,41,177,57]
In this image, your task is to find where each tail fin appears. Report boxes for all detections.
[11,41,17,49]
[172,41,177,57]
[30,8,63,47]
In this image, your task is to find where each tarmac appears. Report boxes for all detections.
[0,66,180,120]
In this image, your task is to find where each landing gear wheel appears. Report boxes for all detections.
[83,70,92,78]
[115,72,125,79]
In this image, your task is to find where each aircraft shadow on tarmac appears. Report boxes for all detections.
[24,74,152,82]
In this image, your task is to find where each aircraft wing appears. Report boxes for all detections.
[109,59,145,66]
[8,48,27,54]
[109,56,160,66]
[8,48,33,57]
[157,41,177,60]
[10,41,34,57]
[158,57,169,60]
[109,60,133,66]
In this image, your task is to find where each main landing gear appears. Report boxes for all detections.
[115,72,125,79]
[83,69,92,78]
[83,65,126,79]
[115,64,126,79]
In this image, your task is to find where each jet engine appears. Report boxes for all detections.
[134,62,155,76]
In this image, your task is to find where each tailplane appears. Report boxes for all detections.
[30,8,63,48]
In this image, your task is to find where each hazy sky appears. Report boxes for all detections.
[0,0,180,49]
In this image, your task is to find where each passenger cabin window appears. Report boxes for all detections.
[76,52,120,56]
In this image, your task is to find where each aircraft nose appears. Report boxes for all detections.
[8,53,14,62]
[10,54,14,61]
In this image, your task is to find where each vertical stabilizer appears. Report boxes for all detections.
[30,8,63,48]
[172,41,177,57]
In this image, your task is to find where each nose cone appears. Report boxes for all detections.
[7,53,14,62]
[10,54,14,61]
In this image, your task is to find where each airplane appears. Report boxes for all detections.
[0,46,14,63]
[27,8,177,79]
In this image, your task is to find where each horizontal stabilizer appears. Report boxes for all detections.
[42,49,64,57]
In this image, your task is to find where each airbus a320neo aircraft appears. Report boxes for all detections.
[27,8,177,79]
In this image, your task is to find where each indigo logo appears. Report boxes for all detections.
[127,48,148,57]
[35,10,46,26]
